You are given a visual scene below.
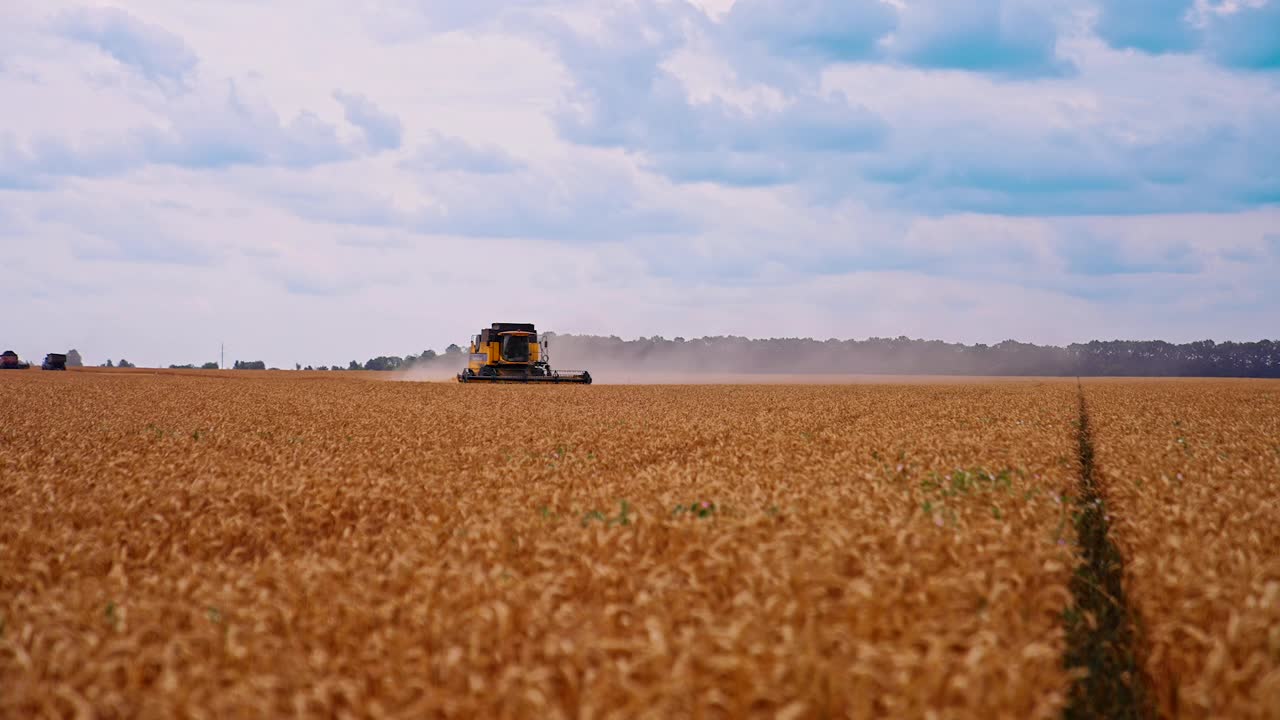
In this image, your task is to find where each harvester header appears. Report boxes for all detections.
[457,323,591,384]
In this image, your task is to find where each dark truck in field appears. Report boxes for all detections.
[42,353,67,371]
[1,350,30,370]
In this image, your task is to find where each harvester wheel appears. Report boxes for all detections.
[479,366,497,377]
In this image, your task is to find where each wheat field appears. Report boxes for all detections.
[1,370,1087,718]
[1085,379,1280,718]
[4,370,1277,718]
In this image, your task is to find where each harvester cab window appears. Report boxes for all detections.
[501,334,531,362]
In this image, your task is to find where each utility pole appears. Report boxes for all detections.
[220,342,224,370]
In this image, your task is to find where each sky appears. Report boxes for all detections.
[2,0,1278,368]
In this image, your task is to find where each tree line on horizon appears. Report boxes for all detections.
[542,335,1280,377]
[80,336,1277,378]
[164,345,469,372]
[326,336,1280,378]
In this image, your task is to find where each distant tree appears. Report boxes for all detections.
[169,364,196,369]
[201,362,219,370]
[117,359,136,368]
[403,351,438,368]
[101,359,114,368]
[363,356,404,371]
[66,349,84,367]
[348,360,361,371]
[331,365,343,371]
[445,344,462,355]
[233,360,266,370]
[296,363,302,371]
[304,365,314,371]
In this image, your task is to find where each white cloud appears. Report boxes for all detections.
[54,5,199,88]
[399,132,525,174]
[333,90,403,151]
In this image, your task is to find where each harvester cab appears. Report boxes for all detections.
[458,323,592,384]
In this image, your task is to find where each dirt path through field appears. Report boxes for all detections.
[1064,382,1153,719]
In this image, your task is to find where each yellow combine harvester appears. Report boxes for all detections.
[457,323,592,384]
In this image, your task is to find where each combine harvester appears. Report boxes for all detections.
[1,350,30,370]
[457,323,591,384]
